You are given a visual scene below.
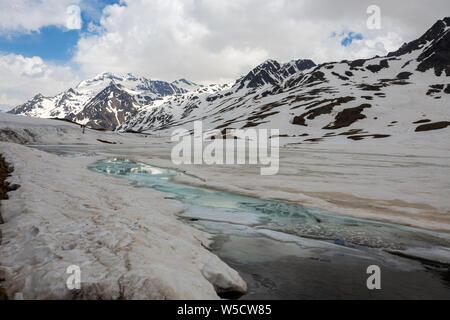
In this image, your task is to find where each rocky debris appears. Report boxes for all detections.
[0,155,20,300]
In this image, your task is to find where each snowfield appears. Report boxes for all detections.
[0,115,246,300]
[0,111,449,299]
[158,142,450,232]
[0,113,149,145]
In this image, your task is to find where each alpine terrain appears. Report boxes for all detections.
[8,18,450,144]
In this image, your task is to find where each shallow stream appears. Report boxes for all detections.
[89,157,450,299]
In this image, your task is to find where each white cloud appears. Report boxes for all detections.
[0,0,448,106]
[0,0,82,34]
[74,0,449,84]
[0,53,82,107]
[0,93,17,112]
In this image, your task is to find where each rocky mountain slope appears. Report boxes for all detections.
[119,18,450,145]
[116,83,232,132]
[8,18,450,142]
[8,72,199,130]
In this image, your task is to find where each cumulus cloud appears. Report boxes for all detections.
[0,53,81,107]
[0,0,83,34]
[73,0,449,84]
[75,0,272,84]
[1,0,449,106]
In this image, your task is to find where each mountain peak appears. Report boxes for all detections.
[281,59,316,77]
[171,78,200,91]
[71,81,140,131]
[235,58,315,91]
[260,59,281,67]
[9,65,203,129]
[94,71,122,80]
[8,18,448,133]
[388,17,450,76]
[388,17,449,57]
[387,17,450,76]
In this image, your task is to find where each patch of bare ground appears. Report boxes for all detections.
[357,83,383,91]
[415,121,450,132]
[426,84,445,96]
[338,129,367,136]
[331,71,349,81]
[0,155,19,300]
[323,104,371,130]
[241,121,269,129]
[246,111,280,122]
[97,139,118,144]
[304,138,324,143]
[347,134,391,141]
[413,119,432,124]
[269,134,290,139]
[292,96,355,126]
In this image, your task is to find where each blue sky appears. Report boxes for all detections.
[0,26,80,62]
[330,31,364,47]
[0,0,120,63]
[0,0,366,67]
[341,32,364,47]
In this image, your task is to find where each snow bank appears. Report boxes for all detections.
[0,142,246,299]
[0,113,150,145]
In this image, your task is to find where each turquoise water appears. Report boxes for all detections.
[90,158,450,251]
[89,157,450,299]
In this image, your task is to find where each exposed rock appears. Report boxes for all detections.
[235,59,316,91]
[413,119,432,124]
[71,83,140,131]
[389,17,450,76]
[347,134,391,141]
[366,59,389,73]
[0,155,20,301]
[292,97,356,126]
[8,72,193,131]
[396,72,413,80]
[415,121,450,132]
[323,104,371,130]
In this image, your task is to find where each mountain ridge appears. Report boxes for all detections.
[118,17,449,145]
[7,72,199,129]
[8,17,450,141]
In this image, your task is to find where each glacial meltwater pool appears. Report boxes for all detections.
[90,158,450,299]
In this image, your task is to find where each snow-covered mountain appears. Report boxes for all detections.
[116,83,232,132]
[118,18,450,145]
[9,18,450,141]
[171,78,202,91]
[234,59,316,91]
[8,72,197,130]
[117,58,316,133]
